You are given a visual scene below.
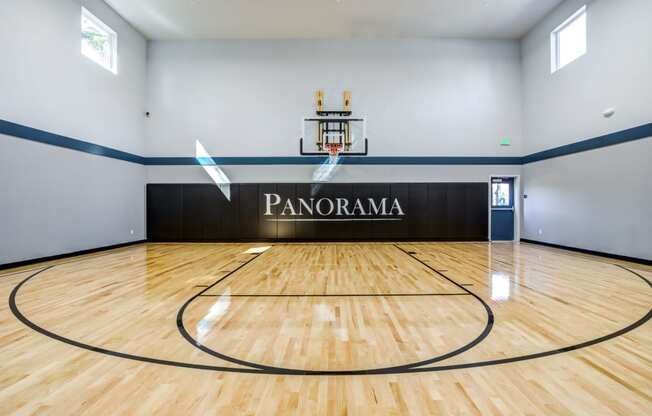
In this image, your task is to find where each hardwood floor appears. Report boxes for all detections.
[1,242,650,415]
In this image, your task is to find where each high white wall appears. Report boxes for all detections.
[522,0,652,153]
[0,0,147,264]
[0,0,147,154]
[145,38,524,183]
[521,0,652,259]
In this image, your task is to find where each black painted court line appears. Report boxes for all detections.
[9,250,652,376]
[405,264,652,374]
[0,240,146,272]
[393,244,496,359]
[0,242,245,279]
[0,267,47,279]
[9,267,265,375]
[197,293,471,298]
[174,244,495,375]
[0,244,142,278]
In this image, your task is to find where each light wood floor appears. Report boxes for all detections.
[0,242,650,415]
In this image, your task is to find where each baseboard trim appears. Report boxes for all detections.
[3,239,649,270]
[0,240,147,271]
[520,239,652,266]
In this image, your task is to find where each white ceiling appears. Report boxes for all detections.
[104,0,564,40]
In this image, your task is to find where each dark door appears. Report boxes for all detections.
[490,178,514,241]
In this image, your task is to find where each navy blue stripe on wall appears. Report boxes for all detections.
[0,119,145,164]
[144,156,523,165]
[1,119,651,166]
[522,123,652,164]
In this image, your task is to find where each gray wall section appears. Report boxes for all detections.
[520,0,652,260]
[0,0,147,264]
[0,0,148,154]
[522,138,652,260]
[146,165,522,184]
[145,38,524,158]
[0,135,146,264]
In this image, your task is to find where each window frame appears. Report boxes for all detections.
[81,7,118,74]
[491,178,514,209]
[550,5,587,73]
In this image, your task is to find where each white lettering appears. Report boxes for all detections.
[336,198,352,216]
[368,198,388,216]
[263,194,405,218]
[390,198,405,216]
[281,199,297,216]
[351,199,367,216]
[264,193,281,216]
[298,198,314,216]
[316,198,335,216]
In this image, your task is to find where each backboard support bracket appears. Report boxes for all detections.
[299,90,369,157]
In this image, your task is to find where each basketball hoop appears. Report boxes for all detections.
[325,143,343,157]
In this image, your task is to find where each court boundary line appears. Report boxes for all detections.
[403,264,652,373]
[175,244,495,375]
[8,247,652,376]
[0,240,146,274]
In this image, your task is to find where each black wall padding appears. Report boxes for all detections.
[146,183,488,241]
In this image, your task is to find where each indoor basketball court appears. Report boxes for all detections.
[1,0,651,415]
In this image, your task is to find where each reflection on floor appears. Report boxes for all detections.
[1,242,650,415]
